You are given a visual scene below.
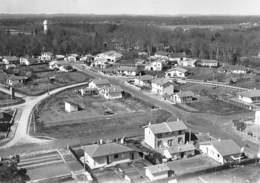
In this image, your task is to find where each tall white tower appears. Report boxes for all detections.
[43,20,48,34]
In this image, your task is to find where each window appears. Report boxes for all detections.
[168,139,173,147]
[157,140,162,148]
[114,154,119,159]
[178,137,183,144]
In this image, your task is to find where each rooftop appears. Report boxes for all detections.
[136,75,154,81]
[165,143,196,154]
[239,90,260,98]
[82,143,134,158]
[148,121,187,134]
[199,59,219,64]
[167,67,188,73]
[176,91,194,98]
[145,163,170,174]
[152,78,171,86]
[91,79,110,86]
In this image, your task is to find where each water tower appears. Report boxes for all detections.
[43,20,48,34]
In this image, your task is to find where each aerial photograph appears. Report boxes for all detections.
[0,0,260,182]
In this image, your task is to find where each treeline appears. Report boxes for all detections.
[0,19,260,66]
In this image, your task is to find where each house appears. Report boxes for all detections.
[196,59,219,68]
[5,64,16,70]
[59,65,74,72]
[154,51,169,59]
[55,55,65,60]
[145,163,174,181]
[6,75,28,86]
[20,57,39,66]
[40,52,53,62]
[66,54,80,62]
[144,121,195,160]
[224,65,247,74]
[99,85,123,100]
[169,52,187,62]
[134,75,153,87]
[64,100,80,113]
[2,56,20,65]
[165,67,188,78]
[138,51,149,57]
[80,143,138,169]
[95,50,122,63]
[116,66,137,76]
[151,78,174,96]
[145,60,163,71]
[170,91,195,104]
[88,79,111,89]
[200,139,242,164]
[238,90,260,104]
[79,87,98,96]
[179,58,197,67]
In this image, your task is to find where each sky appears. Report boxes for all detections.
[1,0,260,15]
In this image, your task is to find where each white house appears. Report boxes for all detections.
[165,67,188,78]
[59,65,73,72]
[134,75,153,87]
[238,90,260,104]
[6,75,28,86]
[144,121,195,159]
[66,54,79,62]
[145,60,163,71]
[179,58,197,67]
[169,52,187,62]
[64,100,79,113]
[200,139,242,165]
[88,79,111,89]
[99,85,123,100]
[2,56,20,65]
[55,54,65,60]
[196,59,219,68]
[80,143,137,169]
[154,51,169,60]
[116,66,137,76]
[224,65,247,74]
[145,163,174,181]
[40,52,53,62]
[170,91,195,104]
[151,78,174,96]
[20,57,39,66]
[95,50,122,63]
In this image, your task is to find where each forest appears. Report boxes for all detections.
[0,15,260,66]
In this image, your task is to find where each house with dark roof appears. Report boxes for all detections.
[6,75,28,86]
[80,143,138,169]
[199,139,242,164]
[144,121,195,160]
[170,91,195,104]
[165,67,188,78]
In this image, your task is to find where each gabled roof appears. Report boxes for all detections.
[198,59,218,64]
[152,78,171,86]
[239,90,260,98]
[103,85,123,93]
[205,139,241,156]
[176,91,194,98]
[91,79,111,87]
[166,143,196,154]
[167,67,188,73]
[146,163,170,174]
[155,51,169,56]
[82,143,134,158]
[169,52,186,58]
[148,121,187,134]
[3,56,19,61]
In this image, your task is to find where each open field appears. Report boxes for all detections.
[33,109,171,140]
[35,88,154,126]
[186,99,248,115]
[0,91,24,107]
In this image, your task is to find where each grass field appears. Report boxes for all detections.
[35,88,154,126]
[186,99,248,115]
[13,64,92,95]
[0,91,24,107]
[33,109,172,141]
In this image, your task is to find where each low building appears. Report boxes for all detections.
[79,88,98,96]
[64,100,80,113]
[95,50,122,63]
[144,121,195,160]
[88,79,111,89]
[154,51,169,59]
[145,60,163,71]
[116,66,137,76]
[66,54,80,62]
[196,59,219,68]
[99,85,123,100]
[20,57,39,66]
[80,143,138,169]
[145,163,174,181]
[6,75,28,86]
[170,91,195,103]
[224,65,247,74]
[134,75,153,87]
[40,52,53,62]
[5,64,16,70]
[238,90,260,104]
[179,58,197,67]
[165,67,188,78]
[169,52,187,62]
[200,139,242,164]
[2,56,20,65]
[59,65,74,72]
[151,78,174,96]
[55,55,65,60]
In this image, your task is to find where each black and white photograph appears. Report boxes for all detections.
[0,0,260,182]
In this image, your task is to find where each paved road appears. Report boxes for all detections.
[0,81,89,149]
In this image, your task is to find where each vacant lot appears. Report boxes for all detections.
[186,99,248,115]
[33,109,171,141]
[35,89,154,126]
[0,91,24,107]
